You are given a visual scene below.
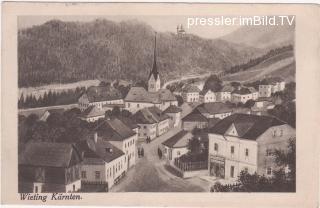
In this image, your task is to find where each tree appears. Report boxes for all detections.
[187,136,202,154]
[230,82,241,88]
[244,99,255,108]
[175,95,184,106]
[202,75,222,92]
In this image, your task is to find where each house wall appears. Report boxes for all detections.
[166,112,181,128]
[259,85,273,97]
[157,119,170,136]
[138,123,157,140]
[105,155,126,189]
[202,111,232,119]
[232,93,253,104]
[81,164,106,183]
[182,92,199,103]
[182,121,208,131]
[148,75,161,92]
[125,102,155,114]
[256,124,295,177]
[82,115,105,123]
[203,91,217,103]
[216,92,231,102]
[208,134,258,180]
[162,146,189,164]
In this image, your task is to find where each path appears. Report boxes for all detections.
[110,127,210,192]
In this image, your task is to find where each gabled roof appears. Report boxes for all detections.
[19,142,82,168]
[182,110,208,122]
[115,116,139,129]
[80,105,105,118]
[77,138,124,164]
[133,106,170,124]
[209,114,286,140]
[199,89,213,96]
[94,118,136,141]
[182,85,201,93]
[83,86,123,103]
[196,102,233,115]
[163,105,182,114]
[162,130,192,148]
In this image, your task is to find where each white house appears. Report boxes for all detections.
[163,105,182,128]
[259,77,286,98]
[231,87,258,104]
[79,105,105,122]
[78,86,123,111]
[132,106,170,141]
[199,89,217,103]
[216,85,233,102]
[208,114,295,181]
[195,102,233,120]
[94,118,137,169]
[162,130,192,165]
[181,85,201,103]
[78,137,126,190]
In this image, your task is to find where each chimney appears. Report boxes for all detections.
[106,148,113,153]
[94,132,98,143]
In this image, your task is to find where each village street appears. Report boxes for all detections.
[110,127,211,192]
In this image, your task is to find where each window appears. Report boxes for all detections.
[272,130,276,137]
[231,146,235,154]
[73,185,75,192]
[245,148,249,157]
[177,151,180,156]
[144,126,147,129]
[280,129,283,136]
[230,166,235,178]
[95,171,100,179]
[127,103,130,107]
[137,104,140,108]
[81,171,86,179]
[34,186,38,193]
[214,143,219,152]
[244,167,248,172]
[267,167,272,175]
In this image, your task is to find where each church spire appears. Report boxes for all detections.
[149,32,159,80]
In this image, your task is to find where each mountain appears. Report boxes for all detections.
[18,19,264,88]
[221,24,294,49]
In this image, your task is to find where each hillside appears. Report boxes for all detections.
[18,19,264,88]
[221,24,294,49]
[222,50,295,83]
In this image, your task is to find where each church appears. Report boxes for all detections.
[124,34,178,113]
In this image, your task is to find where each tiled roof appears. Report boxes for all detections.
[115,116,139,129]
[95,118,136,141]
[133,106,170,124]
[182,85,201,93]
[125,87,176,103]
[163,105,182,114]
[182,111,208,122]
[248,87,257,93]
[209,114,285,140]
[232,87,252,95]
[196,102,233,115]
[77,138,124,164]
[19,142,82,168]
[80,106,105,118]
[84,86,123,103]
[162,130,192,148]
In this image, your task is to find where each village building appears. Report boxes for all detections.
[162,130,192,165]
[39,108,64,121]
[208,114,295,181]
[195,102,233,120]
[259,77,286,97]
[78,86,124,111]
[176,24,186,37]
[18,142,82,193]
[163,105,182,128]
[77,137,126,191]
[132,106,170,140]
[79,105,106,122]
[181,84,201,103]
[216,85,233,102]
[199,89,217,103]
[94,118,137,169]
[182,110,220,131]
[249,87,259,100]
[251,98,275,116]
[231,87,258,104]
[124,34,177,113]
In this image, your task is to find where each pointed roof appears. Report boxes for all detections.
[149,33,159,81]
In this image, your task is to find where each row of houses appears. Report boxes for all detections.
[180,77,285,104]
[160,113,295,181]
[18,117,138,193]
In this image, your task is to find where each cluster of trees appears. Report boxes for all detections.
[105,106,132,118]
[18,87,85,109]
[202,75,223,92]
[226,45,293,75]
[211,138,296,192]
[18,19,258,88]
[18,108,90,147]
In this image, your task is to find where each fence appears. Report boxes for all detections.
[174,158,208,172]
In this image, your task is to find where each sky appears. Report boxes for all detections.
[18,15,240,39]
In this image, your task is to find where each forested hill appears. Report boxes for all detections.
[18,19,263,88]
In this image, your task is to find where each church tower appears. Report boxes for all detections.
[148,33,161,92]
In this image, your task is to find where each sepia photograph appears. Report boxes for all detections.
[17,14,296,193]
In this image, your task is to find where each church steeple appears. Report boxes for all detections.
[148,32,161,92]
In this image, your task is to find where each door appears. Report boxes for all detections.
[169,149,172,160]
[230,166,235,178]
